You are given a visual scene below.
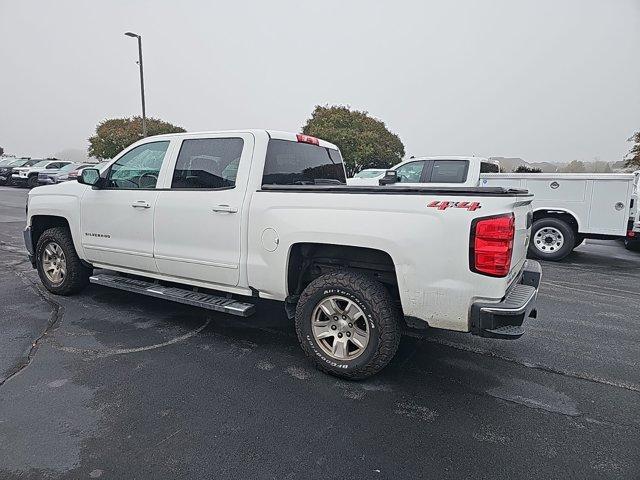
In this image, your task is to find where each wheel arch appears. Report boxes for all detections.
[30,215,72,252]
[286,242,399,301]
[532,208,581,233]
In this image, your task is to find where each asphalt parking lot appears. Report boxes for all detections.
[1,185,639,479]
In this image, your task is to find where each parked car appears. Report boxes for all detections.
[23,130,540,379]
[37,162,98,185]
[0,158,39,186]
[64,163,104,182]
[12,159,73,188]
[38,162,80,185]
[347,168,387,185]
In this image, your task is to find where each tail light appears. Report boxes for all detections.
[296,134,320,146]
[470,213,515,277]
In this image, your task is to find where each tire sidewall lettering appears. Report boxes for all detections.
[302,287,379,370]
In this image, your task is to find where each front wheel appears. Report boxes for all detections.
[528,217,576,261]
[36,227,92,295]
[295,270,401,379]
[27,175,38,188]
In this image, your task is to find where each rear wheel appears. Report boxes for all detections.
[295,270,401,379]
[36,227,92,295]
[528,218,575,261]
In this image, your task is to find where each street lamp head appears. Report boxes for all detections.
[125,32,139,38]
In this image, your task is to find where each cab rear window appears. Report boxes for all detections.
[262,139,346,186]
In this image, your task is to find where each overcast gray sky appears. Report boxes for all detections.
[1,0,639,163]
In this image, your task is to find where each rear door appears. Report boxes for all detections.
[153,133,254,287]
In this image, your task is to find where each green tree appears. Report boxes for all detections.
[301,105,405,177]
[625,131,640,168]
[561,160,586,173]
[88,116,186,159]
[513,165,542,173]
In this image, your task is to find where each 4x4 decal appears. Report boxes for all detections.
[427,200,481,211]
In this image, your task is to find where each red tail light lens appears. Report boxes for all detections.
[296,134,320,146]
[470,214,515,277]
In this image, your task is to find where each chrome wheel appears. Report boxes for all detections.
[534,226,564,253]
[42,242,67,285]
[311,295,370,361]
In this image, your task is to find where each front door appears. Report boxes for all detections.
[153,134,253,287]
[81,141,171,273]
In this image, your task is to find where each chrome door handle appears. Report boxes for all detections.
[211,204,237,213]
[131,201,151,209]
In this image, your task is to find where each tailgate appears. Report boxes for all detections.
[510,200,533,277]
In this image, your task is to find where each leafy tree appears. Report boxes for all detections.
[301,105,405,177]
[513,165,542,173]
[561,160,587,173]
[88,116,186,159]
[0,146,4,156]
[625,131,640,168]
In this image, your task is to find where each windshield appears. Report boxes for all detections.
[354,169,385,179]
[23,159,43,167]
[8,159,31,167]
[58,163,78,173]
[29,160,50,168]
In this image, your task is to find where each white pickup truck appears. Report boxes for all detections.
[356,156,638,260]
[23,131,540,378]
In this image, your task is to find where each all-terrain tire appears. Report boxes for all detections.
[36,227,92,295]
[295,269,401,379]
[528,217,576,261]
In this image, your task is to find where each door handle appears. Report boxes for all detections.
[211,204,238,213]
[131,201,151,209]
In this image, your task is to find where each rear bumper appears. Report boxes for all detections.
[470,260,541,339]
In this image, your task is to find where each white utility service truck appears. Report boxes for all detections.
[356,156,638,260]
[23,131,540,379]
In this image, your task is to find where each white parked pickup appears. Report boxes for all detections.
[23,131,540,378]
[354,156,639,260]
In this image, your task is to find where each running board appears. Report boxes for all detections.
[89,274,255,317]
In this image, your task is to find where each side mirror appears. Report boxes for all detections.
[379,170,398,185]
[79,168,101,187]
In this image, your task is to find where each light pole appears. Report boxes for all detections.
[125,31,147,137]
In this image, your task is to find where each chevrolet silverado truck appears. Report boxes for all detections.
[23,130,540,378]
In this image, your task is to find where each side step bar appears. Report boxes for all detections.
[90,274,255,317]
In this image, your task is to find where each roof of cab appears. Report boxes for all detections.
[144,129,340,151]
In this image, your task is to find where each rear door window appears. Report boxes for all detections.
[262,139,346,185]
[429,160,469,183]
[480,161,500,173]
[171,138,244,189]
